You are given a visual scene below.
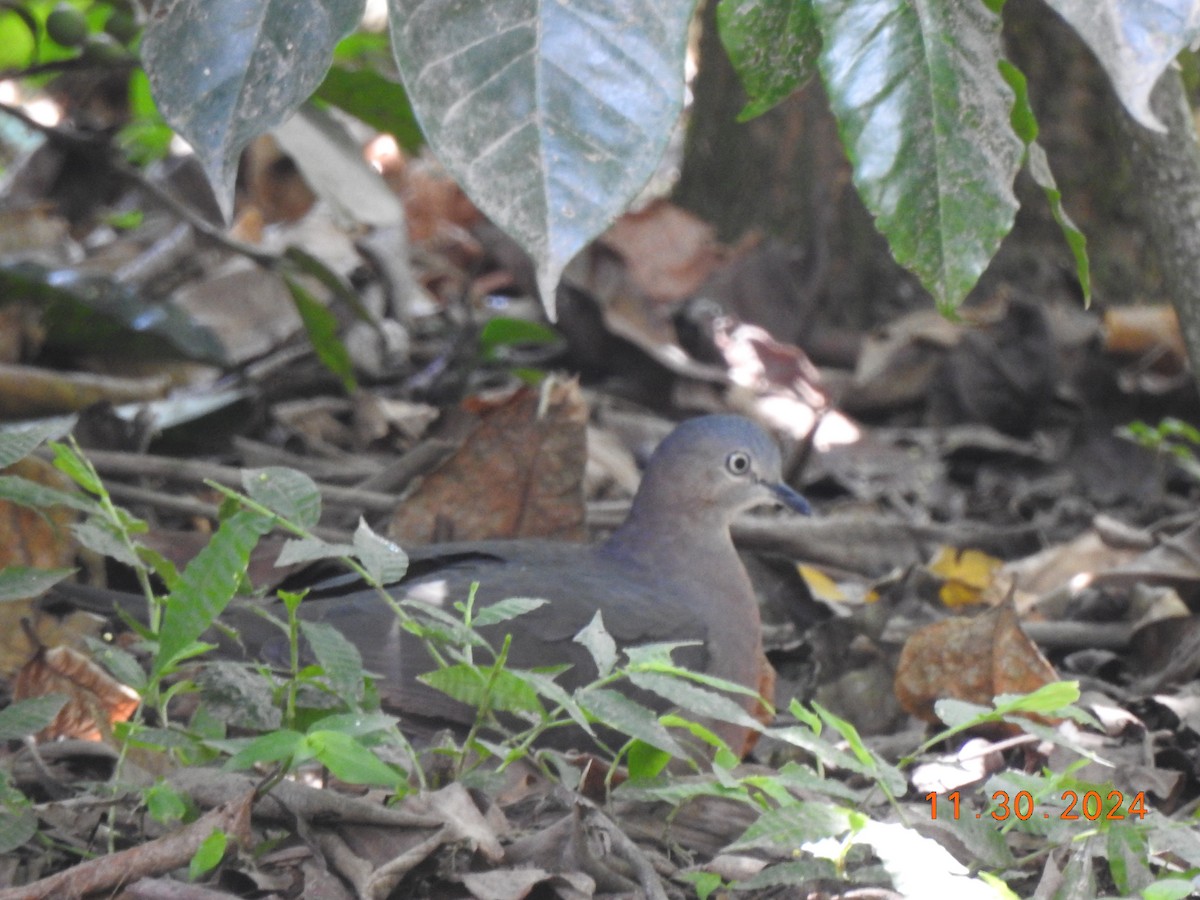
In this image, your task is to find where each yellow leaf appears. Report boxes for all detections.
[928,547,1002,607]
[797,564,845,602]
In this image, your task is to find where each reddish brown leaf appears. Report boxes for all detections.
[894,602,1057,724]
[14,644,139,741]
[388,380,588,545]
[0,457,79,570]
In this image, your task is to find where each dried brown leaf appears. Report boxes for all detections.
[599,199,725,303]
[894,603,1057,723]
[13,644,139,741]
[388,380,588,544]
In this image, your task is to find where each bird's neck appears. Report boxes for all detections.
[601,499,737,578]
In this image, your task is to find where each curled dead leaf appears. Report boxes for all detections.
[13,642,139,741]
[389,378,588,544]
[894,603,1057,724]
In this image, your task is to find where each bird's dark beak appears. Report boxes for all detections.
[764,480,812,515]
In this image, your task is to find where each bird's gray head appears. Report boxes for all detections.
[630,415,811,525]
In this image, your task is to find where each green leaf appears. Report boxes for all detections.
[717,0,821,120]
[992,680,1080,715]
[625,651,761,699]
[118,72,175,166]
[577,687,688,759]
[315,64,423,151]
[731,802,852,851]
[573,611,617,678]
[283,276,357,394]
[767,724,865,773]
[304,729,405,787]
[224,728,306,771]
[49,441,102,495]
[157,509,274,675]
[72,520,142,568]
[420,664,545,717]
[0,808,37,855]
[283,246,376,324]
[0,5,37,70]
[141,0,363,220]
[300,620,364,704]
[275,536,357,567]
[84,637,147,691]
[309,711,397,737]
[627,671,763,732]
[626,740,672,780]
[401,601,488,649]
[1143,880,1200,900]
[188,829,227,881]
[788,698,823,732]
[930,698,993,729]
[388,0,694,319]
[0,567,75,602]
[813,0,1023,313]
[1106,819,1151,894]
[1027,142,1091,302]
[998,60,1036,144]
[478,317,560,361]
[0,695,67,740]
[747,761,864,804]
[504,667,591,733]
[144,781,191,826]
[352,519,408,585]
[814,702,907,795]
[471,597,546,628]
[242,467,321,529]
[0,420,74,468]
[999,60,1090,302]
[680,871,725,900]
[0,475,94,515]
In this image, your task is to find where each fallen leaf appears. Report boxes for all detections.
[1103,305,1186,372]
[388,379,588,544]
[928,547,1003,608]
[0,457,78,570]
[599,199,725,303]
[894,603,1058,723]
[14,643,139,741]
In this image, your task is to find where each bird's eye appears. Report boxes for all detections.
[725,451,751,475]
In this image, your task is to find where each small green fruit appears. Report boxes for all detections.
[103,8,137,44]
[81,31,130,63]
[45,3,88,47]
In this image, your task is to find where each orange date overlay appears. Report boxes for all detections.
[926,790,1148,821]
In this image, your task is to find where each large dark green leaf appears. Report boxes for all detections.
[0,263,225,363]
[388,0,695,319]
[717,0,821,120]
[813,0,1023,312]
[156,508,274,674]
[1043,0,1200,133]
[142,0,364,219]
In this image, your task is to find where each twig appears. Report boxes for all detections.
[0,57,135,83]
[101,480,351,542]
[0,100,278,268]
[78,448,399,513]
[0,790,254,900]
